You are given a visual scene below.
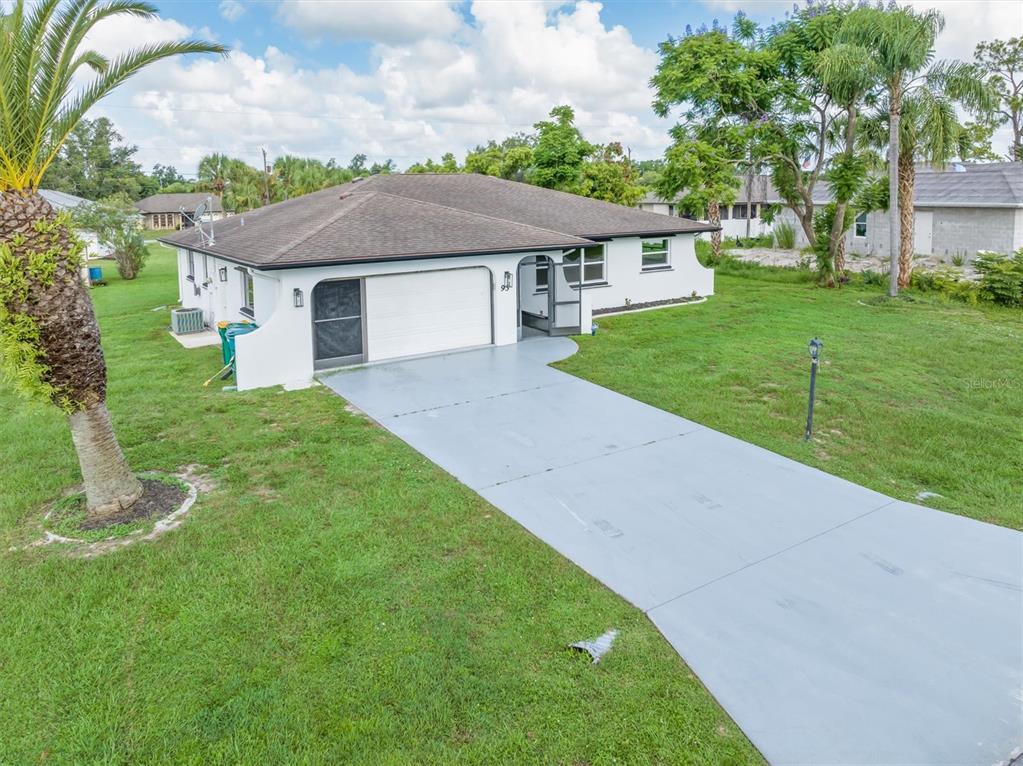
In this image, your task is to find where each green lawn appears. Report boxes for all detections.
[561,271,1023,530]
[0,247,760,764]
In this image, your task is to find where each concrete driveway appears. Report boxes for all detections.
[322,337,1022,766]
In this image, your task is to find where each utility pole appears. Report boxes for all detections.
[261,147,270,206]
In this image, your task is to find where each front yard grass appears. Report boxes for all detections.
[562,273,1023,530]
[0,247,761,763]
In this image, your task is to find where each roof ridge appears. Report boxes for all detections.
[266,190,377,264]
[368,188,594,243]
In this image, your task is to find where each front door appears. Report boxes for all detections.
[313,279,364,368]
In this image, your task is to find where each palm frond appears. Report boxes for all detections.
[0,0,226,190]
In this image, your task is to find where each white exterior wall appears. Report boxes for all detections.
[175,233,711,391]
[588,235,713,310]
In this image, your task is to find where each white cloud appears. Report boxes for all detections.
[77,0,1021,176]
[219,0,245,23]
[80,0,671,174]
[277,0,464,44]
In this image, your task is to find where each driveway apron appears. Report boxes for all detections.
[322,337,1022,766]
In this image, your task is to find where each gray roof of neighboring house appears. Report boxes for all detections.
[641,163,1023,209]
[911,163,1023,208]
[160,174,718,269]
[39,188,93,210]
[135,192,224,214]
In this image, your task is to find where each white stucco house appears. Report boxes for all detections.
[39,188,112,259]
[161,174,717,391]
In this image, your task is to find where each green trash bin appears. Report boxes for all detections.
[217,321,257,368]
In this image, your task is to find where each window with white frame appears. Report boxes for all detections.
[202,254,209,285]
[854,212,868,238]
[733,203,748,219]
[239,269,254,317]
[749,203,758,219]
[535,257,549,290]
[641,238,670,270]
[562,244,605,286]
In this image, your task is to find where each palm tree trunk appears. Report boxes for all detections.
[897,154,915,289]
[69,403,144,518]
[0,191,142,521]
[829,104,857,275]
[744,160,753,240]
[708,199,722,260]
[797,204,815,249]
[888,92,901,297]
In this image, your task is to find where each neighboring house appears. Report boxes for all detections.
[835,162,1023,260]
[639,162,1023,259]
[135,192,225,230]
[162,174,717,391]
[637,178,775,241]
[39,188,110,259]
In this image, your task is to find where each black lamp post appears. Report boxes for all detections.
[805,338,823,441]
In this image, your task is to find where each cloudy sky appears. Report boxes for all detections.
[82,0,1023,177]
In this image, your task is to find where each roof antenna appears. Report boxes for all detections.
[179,196,215,246]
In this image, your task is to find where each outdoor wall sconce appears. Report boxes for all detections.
[218,266,228,282]
[501,271,513,291]
[293,288,304,308]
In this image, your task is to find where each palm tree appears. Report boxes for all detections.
[839,6,943,297]
[891,69,995,287]
[817,43,879,275]
[856,66,995,288]
[0,0,224,523]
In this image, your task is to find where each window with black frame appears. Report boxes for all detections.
[641,239,670,270]
[562,244,605,286]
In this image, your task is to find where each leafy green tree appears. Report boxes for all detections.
[464,134,535,180]
[41,117,154,199]
[368,159,395,175]
[651,21,775,247]
[151,163,184,188]
[0,0,224,524]
[576,142,644,206]
[656,127,741,260]
[531,105,594,190]
[348,154,367,175]
[406,152,461,174]
[760,4,863,251]
[74,193,148,279]
[956,120,1002,162]
[157,179,196,194]
[975,37,1023,160]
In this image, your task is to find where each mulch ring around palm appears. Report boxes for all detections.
[35,471,202,552]
[77,478,187,530]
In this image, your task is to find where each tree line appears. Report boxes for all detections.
[648,4,1020,295]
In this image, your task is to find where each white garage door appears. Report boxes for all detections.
[365,267,491,362]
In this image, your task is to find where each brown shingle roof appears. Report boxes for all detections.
[160,174,717,269]
[136,193,224,214]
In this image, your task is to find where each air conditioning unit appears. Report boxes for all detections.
[171,307,205,335]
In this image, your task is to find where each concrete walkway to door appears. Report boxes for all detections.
[322,337,1022,766]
